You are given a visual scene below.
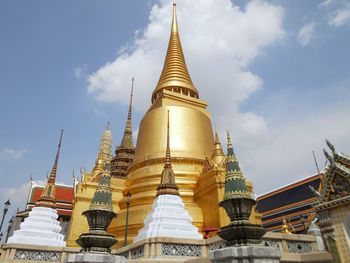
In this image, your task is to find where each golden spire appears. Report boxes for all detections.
[152,3,198,103]
[119,77,134,149]
[110,78,135,178]
[211,132,226,166]
[91,123,112,180]
[37,129,63,208]
[156,111,180,196]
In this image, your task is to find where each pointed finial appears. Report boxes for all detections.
[152,2,198,103]
[227,130,233,149]
[128,77,134,121]
[90,125,113,181]
[113,77,134,153]
[106,121,110,130]
[215,131,220,144]
[48,129,63,183]
[165,110,171,168]
[156,110,179,197]
[325,138,336,152]
[36,129,64,208]
[172,3,178,33]
[323,148,333,164]
[211,129,225,166]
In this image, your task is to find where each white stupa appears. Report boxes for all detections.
[8,130,66,247]
[134,112,202,242]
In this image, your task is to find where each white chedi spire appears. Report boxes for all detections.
[7,206,65,247]
[134,194,202,242]
[134,111,201,242]
[7,131,65,247]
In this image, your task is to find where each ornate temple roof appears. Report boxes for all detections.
[26,183,74,217]
[110,78,135,178]
[36,129,64,209]
[223,131,251,200]
[256,173,321,233]
[151,3,198,103]
[319,140,350,205]
[156,111,179,197]
[325,139,350,167]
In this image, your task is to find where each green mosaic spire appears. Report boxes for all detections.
[223,131,251,200]
[90,163,113,211]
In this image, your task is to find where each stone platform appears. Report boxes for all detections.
[67,252,125,263]
[209,245,281,263]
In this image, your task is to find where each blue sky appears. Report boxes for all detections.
[0,0,350,234]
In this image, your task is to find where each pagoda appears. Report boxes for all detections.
[7,130,66,247]
[68,3,261,246]
[113,3,261,243]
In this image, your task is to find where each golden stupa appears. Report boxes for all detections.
[67,3,261,247]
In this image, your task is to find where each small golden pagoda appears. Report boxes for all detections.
[67,3,261,247]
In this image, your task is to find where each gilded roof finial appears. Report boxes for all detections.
[152,3,198,103]
[37,129,64,208]
[156,111,180,196]
[211,131,225,166]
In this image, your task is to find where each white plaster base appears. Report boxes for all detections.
[209,245,281,263]
[7,206,66,247]
[134,194,202,242]
[66,253,125,263]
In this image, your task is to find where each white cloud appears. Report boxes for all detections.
[84,0,350,195]
[93,108,106,116]
[329,7,350,26]
[133,127,139,144]
[0,180,44,210]
[0,148,26,161]
[319,0,334,8]
[74,66,87,79]
[87,0,285,146]
[1,182,31,207]
[298,22,315,46]
[243,106,350,195]
[320,0,350,27]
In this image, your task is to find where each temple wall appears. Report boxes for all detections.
[0,233,332,262]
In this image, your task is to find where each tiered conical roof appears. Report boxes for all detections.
[223,131,251,200]
[151,3,198,103]
[36,129,63,208]
[89,164,114,212]
[111,78,135,178]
